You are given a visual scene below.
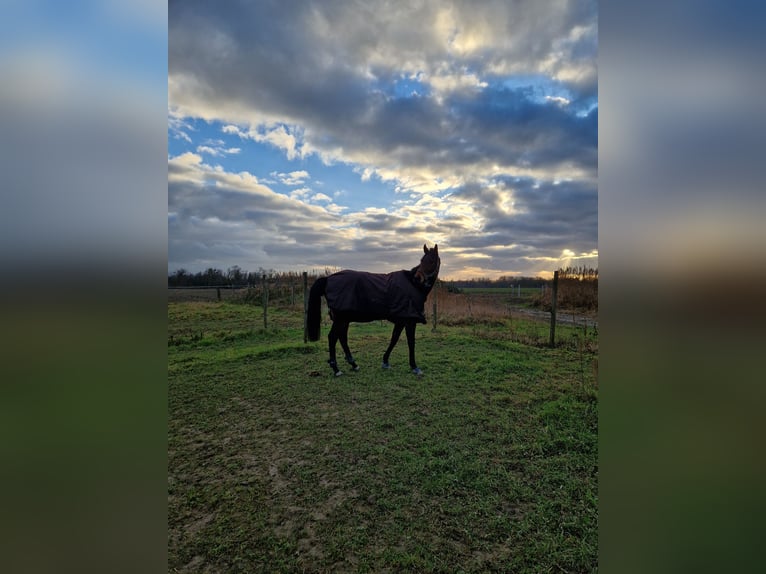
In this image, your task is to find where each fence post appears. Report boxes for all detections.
[432,284,438,332]
[549,270,559,347]
[217,287,221,301]
[303,272,308,343]
[262,274,268,329]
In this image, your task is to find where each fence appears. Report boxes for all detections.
[170,270,598,347]
[167,280,307,305]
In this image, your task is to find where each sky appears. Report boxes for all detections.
[168,0,598,281]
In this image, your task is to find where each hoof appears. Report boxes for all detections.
[328,360,342,377]
[412,368,423,376]
[382,362,391,369]
[345,355,360,372]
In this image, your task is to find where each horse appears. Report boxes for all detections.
[306,244,440,376]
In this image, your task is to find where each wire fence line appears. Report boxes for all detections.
[169,272,596,347]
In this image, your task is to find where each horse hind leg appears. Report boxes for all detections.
[337,322,360,371]
[327,321,343,376]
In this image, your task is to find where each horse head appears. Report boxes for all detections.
[415,243,440,289]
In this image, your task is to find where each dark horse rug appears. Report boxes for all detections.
[306,243,440,376]
[324,269,428,323]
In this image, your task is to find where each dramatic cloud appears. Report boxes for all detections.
[169,0,598,278]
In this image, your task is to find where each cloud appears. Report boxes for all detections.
[169,110,194,142]
[169,153,340,268]
[169,0,597,185]
[170,154,414,273]
[273,170,310,186]
[168,0,598,278]
[195,143,242,157]
[195,145,220,156]
[289,187,312,199]
[168,153,597,278]
[258,125,300,159]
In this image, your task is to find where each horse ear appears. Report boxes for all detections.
[434,244,438,254]
[424,244,428,254]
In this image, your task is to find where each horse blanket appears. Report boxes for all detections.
[325,269,427,323]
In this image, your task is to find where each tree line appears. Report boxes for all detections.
[557,266,598,281]
[169,266,286,287]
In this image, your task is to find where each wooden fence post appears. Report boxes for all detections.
[262,274,268,329]
[549,270,559,347]
[303,272,308,343]
[432,284,438,332]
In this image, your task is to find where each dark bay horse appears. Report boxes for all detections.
[307,244,440,376]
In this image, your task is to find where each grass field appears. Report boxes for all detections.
[168,301,598,573]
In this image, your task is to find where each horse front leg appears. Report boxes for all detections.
[405,321,422,376]
[382,321,405,369]
[327,321,343,376]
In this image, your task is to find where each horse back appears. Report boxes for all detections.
[325,269,426,323]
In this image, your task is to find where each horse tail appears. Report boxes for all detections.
[306,276,327,341]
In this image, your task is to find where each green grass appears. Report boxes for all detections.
[169,301,597,573]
